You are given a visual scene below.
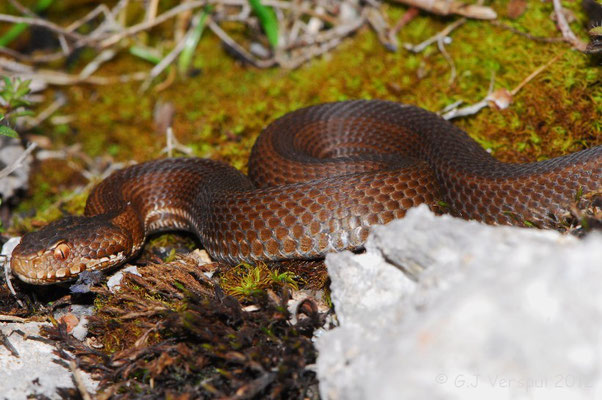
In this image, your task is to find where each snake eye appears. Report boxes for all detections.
[53,242,71,261]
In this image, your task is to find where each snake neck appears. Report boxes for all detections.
[84,158,257,247]
[108,205,146,257]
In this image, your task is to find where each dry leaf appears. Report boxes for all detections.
[507,0,527,19]
[487,88,513,110]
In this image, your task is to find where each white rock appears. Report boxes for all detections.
[106,265,141,292]
[53,305,94,342]
[70,316,89,342]
[1,236,20,256]
[317,205,602,400]
[0,137,31,200]
[2,236,21,281]
[0,322,97,400]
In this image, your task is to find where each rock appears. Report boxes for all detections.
[2,236,20,259]
[2,236,21,285]
[0,137,32,201]
[106,265,141,292]
[317,205,602,400]
[53,305,94,341]
[0,322,97,400]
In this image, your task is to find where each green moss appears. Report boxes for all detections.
[219,263,300,300]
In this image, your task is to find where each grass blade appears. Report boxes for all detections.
[178,7,210,76]
[248,0,279,48]
[0,0,55,47]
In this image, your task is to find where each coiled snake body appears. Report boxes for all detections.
[11,100,601,284]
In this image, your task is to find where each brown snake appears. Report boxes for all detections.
[10,100,602,284]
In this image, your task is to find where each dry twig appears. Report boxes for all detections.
[441,71,495,120]
[404,17,467,52]
[443,48,569,120]
[490,21,567,44]
[2,253,25,309]
[0,142,36,180]
[0,314,26,322]
[99,0,207,48]
[509,49,569,97]
[390,0,496,19]
[0,330,20,357]
[161,127,194,157]
[139,11,206,92]
[0,0,370,83]
[69,360,93,400]
[437,36,456,85]
[552,0,587,51]
[0,57,147,85]
[23,94,67,130]
[207,19,275,68]
[0,14,87,42]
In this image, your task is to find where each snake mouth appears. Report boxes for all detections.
[10,256,69,285]
[10,245,128,285]
[8,213,136,284]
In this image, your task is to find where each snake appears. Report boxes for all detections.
[10,100,602,284]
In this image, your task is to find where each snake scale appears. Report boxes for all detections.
[10,100,601,284]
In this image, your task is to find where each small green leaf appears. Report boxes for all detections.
[0,125,19,138]
[10,99,32,109]
[0,24,29,48]
[248,0,279,48]
[129,46,162,64]
[437,200,450,208]
[15,79,32,98]
[3,76,12,90]
[0,90,9,102]
[178,8,210,76]
[0,0,54,46]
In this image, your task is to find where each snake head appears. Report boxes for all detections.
[10,215,134,285]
